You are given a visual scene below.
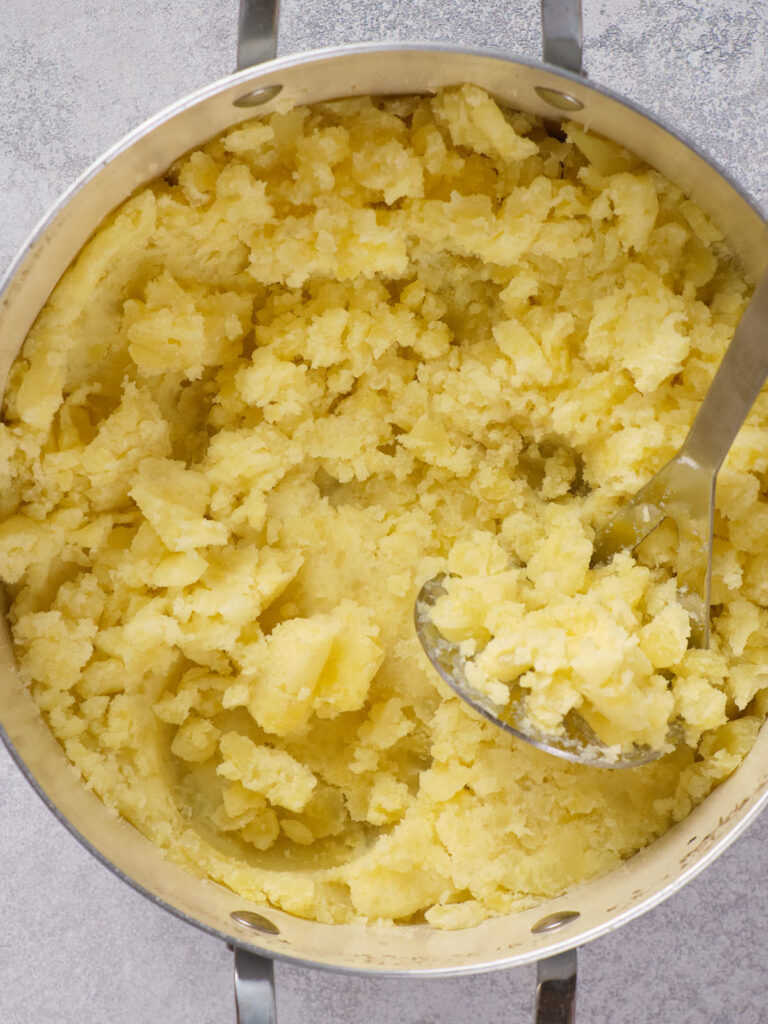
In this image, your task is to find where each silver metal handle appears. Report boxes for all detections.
[231,945,579,1024]
[683,267,768,471]
[238,0,582,75]
[238,0,281,69]
[234,948,278,1024]
[541,0,583,74]
[535,949,577,1024]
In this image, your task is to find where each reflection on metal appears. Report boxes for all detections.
[238,0,281,70]
[535,948,577,1024]
[534,86,584,111]
[234,948,277,1024]
[233,84,284,108]
[531,910,581,934]
[231,910,281,935]
[541,0,583,75]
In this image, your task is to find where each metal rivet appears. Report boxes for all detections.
[534,86,584,112]
[531,910,580,934]
[231,910,281,935]
[233,84,283,108]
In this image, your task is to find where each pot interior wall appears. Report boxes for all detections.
[2,45,767,973]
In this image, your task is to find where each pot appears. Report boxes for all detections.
[1,1,767,1021]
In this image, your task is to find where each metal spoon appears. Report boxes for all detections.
[415,266,768,769]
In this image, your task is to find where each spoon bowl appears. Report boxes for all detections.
[414,574,664,769]
[415,268,768,768]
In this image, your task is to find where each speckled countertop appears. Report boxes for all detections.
[1,2,767,1022]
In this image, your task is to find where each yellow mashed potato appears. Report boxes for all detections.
[433,536,722,755]
[1,84,766,929]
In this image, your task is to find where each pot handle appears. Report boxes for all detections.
[236,0,583,75]
[238,0,281,69]
[541,0,583,74]
[535,949,577,1024]
[232,946,577,1022]
[234,948,278,1023]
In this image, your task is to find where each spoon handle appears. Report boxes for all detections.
[684,268,768,471]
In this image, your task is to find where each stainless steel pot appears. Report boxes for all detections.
[2,2,767,1021]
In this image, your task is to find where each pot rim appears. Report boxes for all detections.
[2,40,765,304]
[2,38,767,977]
[5,709,768,977]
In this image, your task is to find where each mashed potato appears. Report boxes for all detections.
[432,534,713,755]
[1,84,766,929]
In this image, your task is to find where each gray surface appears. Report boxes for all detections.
[1,1,767,1021]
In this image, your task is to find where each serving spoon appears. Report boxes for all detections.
[415,266,768,768]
